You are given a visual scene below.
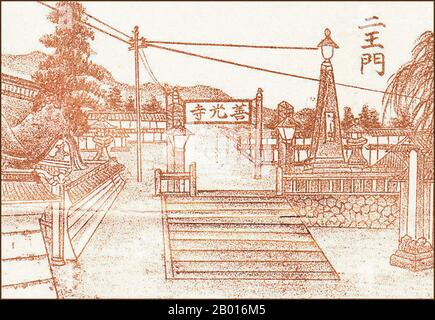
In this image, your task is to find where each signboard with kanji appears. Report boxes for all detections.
[184,99,252,124]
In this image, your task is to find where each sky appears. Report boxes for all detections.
[1,1,433,117]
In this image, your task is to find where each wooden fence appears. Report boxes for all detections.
[276,167,399,195]
[154,162,197,196]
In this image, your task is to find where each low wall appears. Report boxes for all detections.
[285,193,400,229]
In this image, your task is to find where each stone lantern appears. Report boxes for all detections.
[346,122,368,168]
[90,119,116,161]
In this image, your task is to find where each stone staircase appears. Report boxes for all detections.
[1,206,57,298]
[162,190,339,280]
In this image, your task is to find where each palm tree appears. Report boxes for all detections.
[382,31,434,130]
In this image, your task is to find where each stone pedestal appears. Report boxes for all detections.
[390,149,434,272]
[347,136,368,168]
[390,236,434,271]
[93,135,114,161]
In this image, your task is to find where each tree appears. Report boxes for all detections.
[144,94,162,113]
[32,1,105,170]
[107,86,122,111]
[124,96,135,113]
[358,105,372,129]
[294,108,316,134]
[383,31,434,129]
[341,107,355,131]
[389,112,413,128]
[358,104,382,129]
[369,109,381,128]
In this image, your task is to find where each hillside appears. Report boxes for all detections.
[1,51,233,107]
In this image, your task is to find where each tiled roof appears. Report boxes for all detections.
[346,124,366,134]
[66,160,124,205]
[1,180,59,203]
[371,131,434,176]
[87,112,166,122]
[89,119,117,129]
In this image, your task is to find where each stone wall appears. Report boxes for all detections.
[285,194,400,229]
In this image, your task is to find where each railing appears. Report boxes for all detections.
[276,167,399,195]
[154,162,197,196]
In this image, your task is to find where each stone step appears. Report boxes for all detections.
[172,250,327,262]
[173,270,339,280]
[163,190,338,281]
[1,232,47,260]
[1,279,57,299]
[166,196,288,204]
[167,216,302,225]
[173,260,335,273]
[170,239,318,251]
[1,255,53,287]
[166,209,294,217]
[168,222,308,234]
[1,215,42,234]
[165,202,293,212]
[1,212,57,298]
[170,231,313,241]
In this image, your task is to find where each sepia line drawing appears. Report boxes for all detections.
[1,1,433,299]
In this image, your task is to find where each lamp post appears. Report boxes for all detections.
[309,28,345,169]
[166,125,193,173]
[277,117,297,170]
[166,125,192,192]
[318,28,339,62]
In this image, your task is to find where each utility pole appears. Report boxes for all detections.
[254,88,263,179]
[129,25,144,182]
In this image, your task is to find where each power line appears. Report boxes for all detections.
[81,20,130,45]
[37,0,55,10]
[147,43,319,81]
[147,43,423,100]
[139,49,168,93]
[83,11,130,39]
[37,1,425,102]
[139,49,158,83]
[146,40,318,50]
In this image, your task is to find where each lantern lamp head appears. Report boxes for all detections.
[277,117,299,143]
[318,28,339,61]
[167,126,193,150]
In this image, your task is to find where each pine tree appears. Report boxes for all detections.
[358,105,383,129]
[107,86,122,111]
[369,109,382,128]
[294,108,316,134]
[341,107,355,131]
[358,104,372,129]
[145,95,162,113]
[124,96,135,113]
[32,1,105,170]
